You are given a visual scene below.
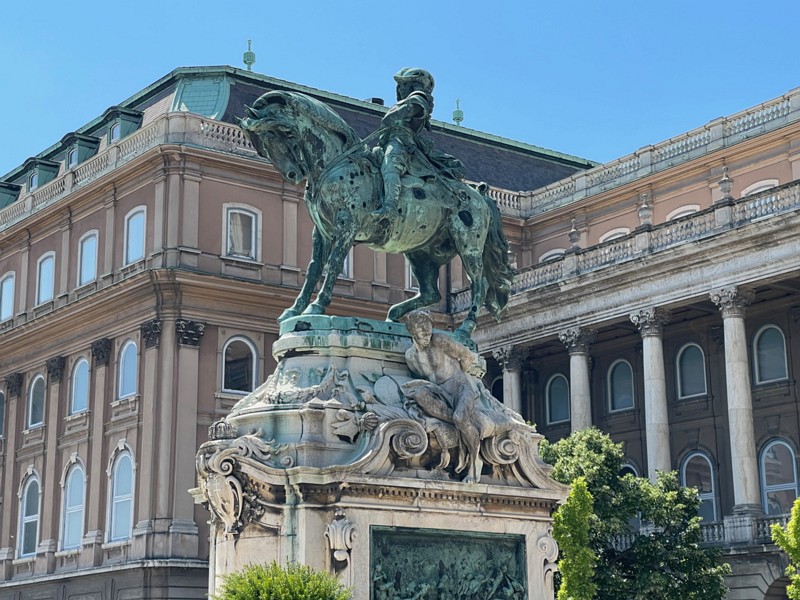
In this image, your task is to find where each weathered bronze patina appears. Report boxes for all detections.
[240,68,513,338]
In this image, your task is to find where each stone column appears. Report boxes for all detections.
[491,345,524,415]
[557,327,596,431]
[630,307,672,481]
[710,286,761,513]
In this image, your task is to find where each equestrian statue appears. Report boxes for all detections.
[240,68,513,338]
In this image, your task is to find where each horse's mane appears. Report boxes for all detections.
[285,92,362,149]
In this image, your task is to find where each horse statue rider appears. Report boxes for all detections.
[373,68,465,217]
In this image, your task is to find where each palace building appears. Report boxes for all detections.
[0,64,798,599]
[0,66,590,599]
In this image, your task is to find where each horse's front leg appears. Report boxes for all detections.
[302,210,355,316]
[279,227,330,322]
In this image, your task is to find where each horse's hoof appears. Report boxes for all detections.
[278,309,299,323]
[301,304,325,316]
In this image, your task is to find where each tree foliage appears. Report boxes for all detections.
[553,476,596,600]
[772,496,800,599]
[214,562,351,600]
[541,427,730,600]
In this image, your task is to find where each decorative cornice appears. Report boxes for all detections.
[140,319,162,349]
[491,345,526,371]
[91,338,112,366]
[557,327,596,354]
[176,319,206,346]
[630,307,671,337]
[5,373,23,397]
[709,287,755,319]
[46,356,66,383]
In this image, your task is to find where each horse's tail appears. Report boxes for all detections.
[479,184,514,320]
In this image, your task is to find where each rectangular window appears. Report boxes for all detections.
[0,275,14,321]
[36,256,55,305]
[226,209,255,259]
[78,235,98,286]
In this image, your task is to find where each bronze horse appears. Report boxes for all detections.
[240,91,512,337]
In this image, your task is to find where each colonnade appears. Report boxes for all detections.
[493,285,760,513]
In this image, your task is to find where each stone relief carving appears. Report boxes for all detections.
[91,338,112,366]
[325,511,356,583]
[176,319,205,346]
[46,356,66,383]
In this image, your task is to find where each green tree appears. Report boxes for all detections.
[553,476,596,600]
[214,562,351,600]
[542,427,730,600]
[771,496,800,599]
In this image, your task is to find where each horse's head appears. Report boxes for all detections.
[240,91,360,186]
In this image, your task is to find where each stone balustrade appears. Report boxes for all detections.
[450,179,800,311]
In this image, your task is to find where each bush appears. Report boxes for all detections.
[214,562,351,600]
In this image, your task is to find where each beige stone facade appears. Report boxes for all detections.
[2,64,799,598]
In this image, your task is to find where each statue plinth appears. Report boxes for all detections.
[194,316,566,599]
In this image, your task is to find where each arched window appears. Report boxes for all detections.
[124,208,145,265]
[742,179,779,197]
[666,205,700,221]
[761,440,798,515]
[598,228,630,243]
[681,452,717,521]
[61,464,85,550]
[118,341,138,399]
[36,253,55,305]
[608,360,634,412]
[754,325,788,384]
[29,172,39,191]
[71,359,90,414]
[67,148,79,170]
[546,374,570,424]
[0,272,14,322]
[109,122,121,142]
[676,343,707,399]
[108,452,134,542]
[223,337,257,393]
[28,374,45,428]
[19,476,40,556]
[620,463,639,477]
[538,249,566,263]
[0,391,4,437]
[78,232,98,286]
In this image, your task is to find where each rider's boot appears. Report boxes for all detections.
[372,172,401,217]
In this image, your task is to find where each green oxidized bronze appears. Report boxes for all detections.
[240,68,513,339]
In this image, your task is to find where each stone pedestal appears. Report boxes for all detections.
[194,316,567,600]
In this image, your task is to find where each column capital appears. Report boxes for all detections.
[630,307,671,337]
[140,318,162,349]
[558,327,596,354]
[176,319,206,346]
[91,338,112,367]
[491,345,526,371]
[710,286,755,318]
[46,356,66,383]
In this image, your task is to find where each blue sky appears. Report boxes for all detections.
[1,0,798,176]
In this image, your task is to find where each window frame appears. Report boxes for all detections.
[339,247,354,279]
[18,475,41,557]
[538,249,566,263]
[676,342,708,399]
[77,231,99,287]
[607,359,635,413]
[123,207,146,266]
[680,451,718,522]
[760,439,799,515]
[27,374,46,428]
[0,272,13,322]
[60,463,85,551]
[0,390,5,438]
[545,373,570,425]
[742,179,779,197]
[29,172,39,191]
[118,340,138,400]
[753,324,789,385]
[35,252,56,306]
[109,122,121,143]
[221,336,258,394]
[666,205,700,221]
[598,228,630,243]
[67,148,79,170]
[405,259,419,291]
[224,206,260,261]
[70,358,90,414]
[107,450,135,543]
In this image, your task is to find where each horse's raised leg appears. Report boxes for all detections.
[302,209,355,316]
[279,226,330,322]
[451,221,489,339]
[386,250,442,322]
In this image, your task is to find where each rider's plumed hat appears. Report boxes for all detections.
[394,68,435,93]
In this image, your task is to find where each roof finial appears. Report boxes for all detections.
[243,40,256,71]
[452,99,464,126]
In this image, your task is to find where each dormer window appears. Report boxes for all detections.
[109,123,121,142]
[60,133,99,169]
[29,172,39,191]
[67,149,78,169]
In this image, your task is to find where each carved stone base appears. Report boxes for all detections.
[195,316,567,599]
